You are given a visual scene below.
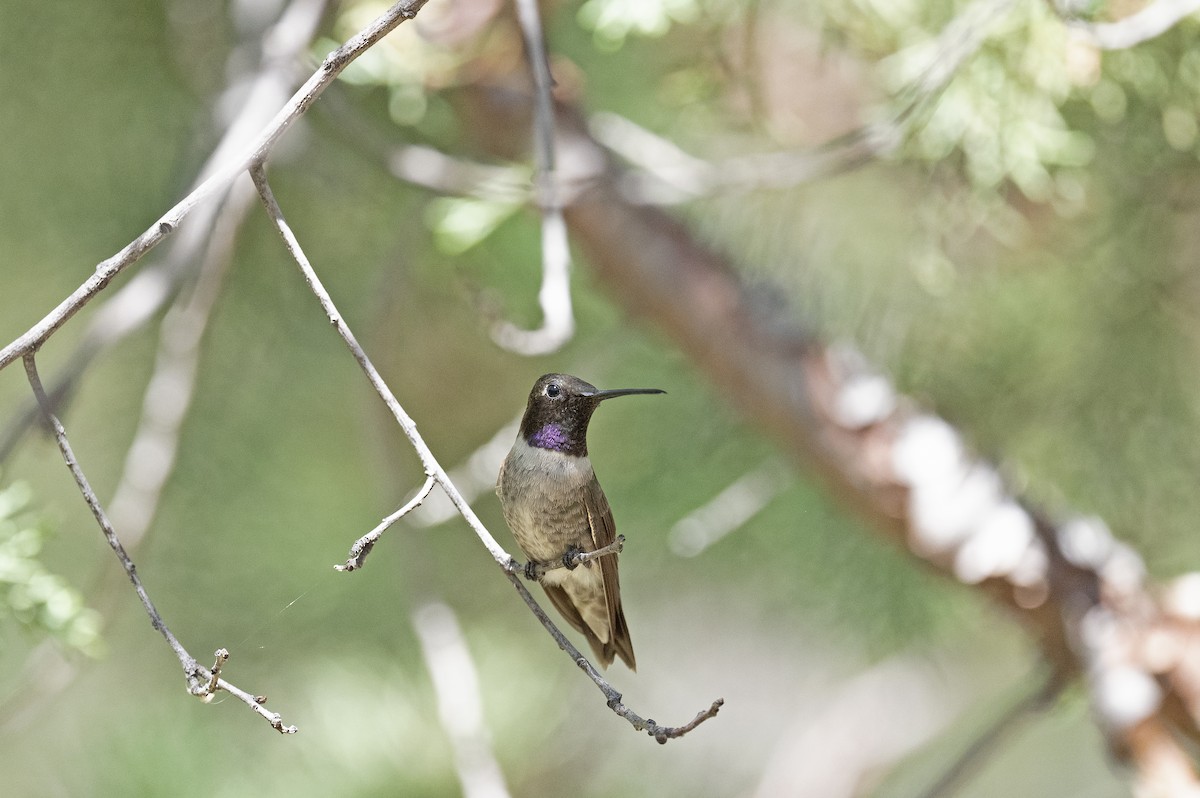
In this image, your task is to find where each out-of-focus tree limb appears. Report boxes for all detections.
[458,85,1200,789]
[1064,0,1200,50]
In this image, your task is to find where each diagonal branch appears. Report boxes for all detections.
[0,0,331,735]
[250,164,722,743]
[22,354,295,734]
[503,569,723,744]
[0,0,430,373]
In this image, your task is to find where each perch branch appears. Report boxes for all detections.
[22,355,295,734]
[504,571,723,743]
[249,164,513,571]
[519,535,626,581]
[250,164,721,743]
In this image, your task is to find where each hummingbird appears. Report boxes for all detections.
[497,373,665,670]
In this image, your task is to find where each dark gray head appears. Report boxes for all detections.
[519,373,665,456]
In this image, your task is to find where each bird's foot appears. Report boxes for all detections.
[561,545,583,570]
[571,535,626,568]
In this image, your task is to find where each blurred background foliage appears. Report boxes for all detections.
[2,0,1199,795]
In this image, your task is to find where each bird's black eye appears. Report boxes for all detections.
[546,383,561,398]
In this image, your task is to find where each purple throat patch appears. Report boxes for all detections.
[530,423,570,451]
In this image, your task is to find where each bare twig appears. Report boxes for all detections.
[0,0,430,373]
[251,165,721,742]
[1064,0,1200,50]
[504,570,723,744]
[203,649,231,698]
[337,474,438,571]
[214,669,297,734]
[410,416,519,528]
[413,602,512,798]
[22,355,294,733]
[520,535,626,581]
[491,0,575,355]
[250,164,511,570]
[24,355,192,672]
[0,0,329,732]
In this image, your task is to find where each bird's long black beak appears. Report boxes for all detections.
[587,387,667,401]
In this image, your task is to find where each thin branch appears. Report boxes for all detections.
[409,416,520,528]
[24,355,192,673]
[0,0,328,732]
[491,0,575,355]
[337,474,437,571]
[250,165,721,742]
[214,672,296,734]
[22,354,294,733]
[520,535,626,581]
[107,182,253,547]
[1064,0,1200,50]
[504,570,723,743]
[250,163,512,568]
[0,0,430,373]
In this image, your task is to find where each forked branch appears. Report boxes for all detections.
[337,474,437,572]
[22,355,295,734]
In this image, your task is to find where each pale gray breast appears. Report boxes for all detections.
[498,439,595,562]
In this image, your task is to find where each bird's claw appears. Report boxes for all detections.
[562,546,583,570]
[524,560,540,581]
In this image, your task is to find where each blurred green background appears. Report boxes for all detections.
[4,0,1200,795]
